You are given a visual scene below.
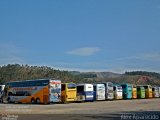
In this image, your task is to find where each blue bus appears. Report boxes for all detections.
[76,84,94,102]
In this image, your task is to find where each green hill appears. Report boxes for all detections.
[0,64,84,84]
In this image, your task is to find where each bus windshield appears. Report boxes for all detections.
[128,86,132,89]
[85,85,93,91]
[108,83,113,87]
[67,84,76,89]
[154,87,158,91]
[117,86,122,91]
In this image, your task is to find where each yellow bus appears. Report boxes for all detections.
[4,79,61,104]
[143,85,152,98]
[61,83,77,103]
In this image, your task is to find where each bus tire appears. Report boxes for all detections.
[36,98,40,104]
[31,98,35,104]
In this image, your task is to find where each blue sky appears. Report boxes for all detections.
[0,0,160,73]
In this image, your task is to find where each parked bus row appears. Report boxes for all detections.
[0,78,160,104]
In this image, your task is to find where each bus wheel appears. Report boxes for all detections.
[36,98,40,104]
[31,98,35,104]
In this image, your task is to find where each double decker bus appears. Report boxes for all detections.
[4,79,61,104]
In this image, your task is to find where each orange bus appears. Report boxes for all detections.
[132,85,137,99]
[4,79,61,104]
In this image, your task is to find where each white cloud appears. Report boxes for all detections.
[67,47,101,56]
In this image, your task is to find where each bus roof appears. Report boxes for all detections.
[93,83,105,86]
[5,78,58,83]
[136,86,145,88]
[136,85,151,87]
[62,83,75,85]
[113,84,122,87]
[96,82,113,84]
[120,83,132,85]
[77,83,93,86]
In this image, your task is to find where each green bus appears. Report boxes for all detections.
[137,86,145,99]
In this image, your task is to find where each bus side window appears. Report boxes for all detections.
[108,83,113,87]
[25,91,31,96]
[28,81,32,87]
[94,86,96,91]
[77,86,84,93]
[8,92,13,96]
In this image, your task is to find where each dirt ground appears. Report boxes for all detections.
[0,98,160,120]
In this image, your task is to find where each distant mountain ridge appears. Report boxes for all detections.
[70,71,160,85]
[89,72,122,78]
[70,71,122,78]
[0,64,160,86]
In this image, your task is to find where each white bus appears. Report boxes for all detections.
[152,87,159,98]
[113,85,123,100]
[0,85,5,91]
[93,84,105,101]
[76,84,94,102]
[0,85,5,103]
[97,82,114,100]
